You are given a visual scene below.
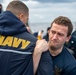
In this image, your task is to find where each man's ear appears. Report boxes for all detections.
[66,35,71,43]
[17,14,23,20]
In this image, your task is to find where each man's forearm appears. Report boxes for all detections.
[33,40,48,74]
[33,48,42,74]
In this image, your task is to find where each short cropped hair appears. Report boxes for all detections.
[51,16,73,37]
[6,1,29,16]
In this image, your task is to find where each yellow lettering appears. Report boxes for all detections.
[21,40,30,49]
[13,38,22,48]
[0,35,31,49]
[2,36,13,46]
[0,35,5,45]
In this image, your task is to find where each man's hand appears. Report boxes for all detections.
[35,39,49,53]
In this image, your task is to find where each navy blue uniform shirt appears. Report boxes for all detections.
[50,47,76,75]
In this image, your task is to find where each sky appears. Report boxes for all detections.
[0,0,76,23]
